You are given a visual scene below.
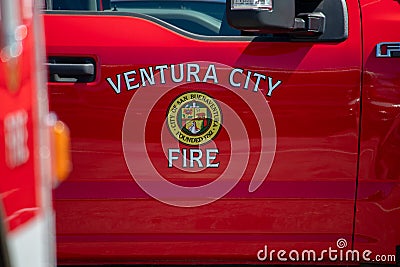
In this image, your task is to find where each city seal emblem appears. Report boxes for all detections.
[167,91,222,146]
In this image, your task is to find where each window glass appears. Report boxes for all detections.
[45,0,242,36]
[51,0,97,10]
[109,0,241,36]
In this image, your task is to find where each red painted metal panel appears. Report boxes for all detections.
[355,0,400,261]
[45,0,363,263]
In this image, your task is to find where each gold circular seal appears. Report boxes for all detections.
[167,92,222,146]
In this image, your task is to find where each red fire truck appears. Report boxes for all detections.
[0,0,70,266]
[43,0,399,265]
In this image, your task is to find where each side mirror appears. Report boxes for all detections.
[226,0,348,40]
[227,0,298,33]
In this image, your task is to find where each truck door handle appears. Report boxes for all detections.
[46,57,96,83]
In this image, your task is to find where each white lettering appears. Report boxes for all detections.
[139,67,155,87]
[124,70,139,90]
[267,77,282,96]
[289,250,299,261]
[4,110,29,168]
[167,148,219,169]
[155,65,168,84]
[253,72,266,92]
[189,149,203,168]
[168,148,180,167]
[171,64,184,83]
[345,250,360,261]
[229,68,243,88]
[328,247,338,261]
[206,148,219,168]
[187,63,201,82]
[106,74,122,94]
[302,250,317,261]
[269,249,276,262]
[318,250,327,261]
[244,70,252,90]
[203,64,218,84]
[362,250,372,262]
[106,63,283,96]
[182,147,187,168]
[257,245,268,261]
[277,250,287,261]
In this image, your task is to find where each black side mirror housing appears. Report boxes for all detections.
[226,0,336,38]
[226,0,348,41]
[226,0,297,33]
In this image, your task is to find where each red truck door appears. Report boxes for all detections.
[44,0,362,264]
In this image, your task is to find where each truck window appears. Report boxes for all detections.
[52,0,98,10]
[45,0,241,36]
[44,0,347,40]
[110,0,241,36]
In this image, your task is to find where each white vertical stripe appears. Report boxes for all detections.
[8,215,53,267]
